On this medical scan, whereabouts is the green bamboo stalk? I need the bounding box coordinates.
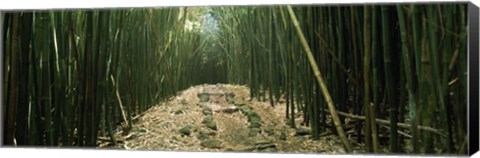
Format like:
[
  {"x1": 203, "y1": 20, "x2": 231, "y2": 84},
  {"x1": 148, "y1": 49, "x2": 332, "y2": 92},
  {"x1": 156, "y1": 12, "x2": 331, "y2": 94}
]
[
  {"x1": 287, "y1": 5, "x2": 352, "y2": 152},
  {"x1": 397, "y1": 5, "x2": 419, "y2": 153},
  {"x1": 369, "y1": 6, "x2": 380, "y2": 153},
  {"x1": 362, "y1": 5, "x2": 376, "y2": 153},
  {"x1": 4, "y1": 13, "x2": 20, "y2": 146},
  {"x1": 426, "y1": 5, "x2": 450, "y2": 153},
  {"x1": 16, "y1": 12, "x2": 33, "y2": 145},
  {"x1": 380, "y1": 6, "x2": 399, "y2": 153}
]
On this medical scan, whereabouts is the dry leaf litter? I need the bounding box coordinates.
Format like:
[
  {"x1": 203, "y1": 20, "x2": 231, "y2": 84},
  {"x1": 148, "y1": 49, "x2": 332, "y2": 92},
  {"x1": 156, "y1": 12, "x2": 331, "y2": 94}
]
[{"x1": 99, "y1": 84, "x2": 364, "y2": 153}]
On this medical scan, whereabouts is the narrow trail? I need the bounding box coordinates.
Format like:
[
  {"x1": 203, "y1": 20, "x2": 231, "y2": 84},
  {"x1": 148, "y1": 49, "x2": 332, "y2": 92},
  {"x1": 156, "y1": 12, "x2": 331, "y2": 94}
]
[{"x1": 99, "y1": 84, "x2": 351, "y2": 153}]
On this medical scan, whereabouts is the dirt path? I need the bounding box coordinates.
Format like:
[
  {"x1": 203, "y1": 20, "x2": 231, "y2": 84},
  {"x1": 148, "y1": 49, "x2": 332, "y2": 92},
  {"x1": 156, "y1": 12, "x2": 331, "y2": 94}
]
[{"x1": 99, "y1": 84, "x2": 350, "y2": 153}]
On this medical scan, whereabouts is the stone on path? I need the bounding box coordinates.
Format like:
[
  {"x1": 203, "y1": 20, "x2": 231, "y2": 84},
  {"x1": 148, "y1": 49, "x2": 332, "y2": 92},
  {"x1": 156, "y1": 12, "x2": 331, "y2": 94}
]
[
  {"x1": 225, "y1": 92, "x2": 236, "y2": 104},
  {"x1": 253, "y1": 137, "x2": 276, "y2": 150},
  {"x1": 294, "y1": 128, "x2": 311, "y2": 136},
  {"x1": 224, "y1": 144, "x2": 256, "y2": 152},
  {"x1": 202, "y1": 116, "x2": 217, "y2": 130},
  {"x1": 197, "y1": 92, "x2": 210, "y2": 102},
  {"x1": 249, "y1": 121, "x2": 262, "y2": 128},
  {"x1": 218, "y1": 106, "x2": 239, "y2": 114},
  {"x1": 200, "y1": 139, "x2": 223, "y2": 149},
  {"x1": 202, "y1": 107, "x2": 213, "y2": 115},
  {"x1": 248, "y1": 128, "x2": 261, "y2": 136},
  {"x1": 239, "y1": 105, "x2": 253, "y2": 113},
  {"x1": 179, "y1": 125, "x2": 191, "y2": 136}
]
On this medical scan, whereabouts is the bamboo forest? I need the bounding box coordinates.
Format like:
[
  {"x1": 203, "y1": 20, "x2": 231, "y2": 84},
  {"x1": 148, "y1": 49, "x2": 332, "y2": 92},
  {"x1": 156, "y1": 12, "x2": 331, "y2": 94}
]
[{"x1": 1, "y1": 3, "x2": 469, "y2": 155}]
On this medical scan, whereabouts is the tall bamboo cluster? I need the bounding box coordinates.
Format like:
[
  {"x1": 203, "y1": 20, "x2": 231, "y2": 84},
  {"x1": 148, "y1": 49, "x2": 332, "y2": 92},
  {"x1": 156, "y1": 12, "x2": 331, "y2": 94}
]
[
  {"x1": 2, "y1": 8, "x2": 215, "y2": 146},
  {"x1": 216, "y1": 4, "x2": 467, "y2": 154},
  {"x1": 1, "y1": 4, "x2": 468, "y2": 155}
]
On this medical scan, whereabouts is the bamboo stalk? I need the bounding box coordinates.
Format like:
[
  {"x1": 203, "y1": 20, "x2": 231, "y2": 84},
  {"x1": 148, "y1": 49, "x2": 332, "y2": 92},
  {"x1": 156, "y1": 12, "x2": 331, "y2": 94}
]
[
  {"x1": 397, "y1": 5, "x2": 419, "y2": 153},
  {"x1": 380, "y1": 6, "x2": 399, "y2": 152},
  {"x1": 4, "y1": 13, "x2": 21, "y2": 146},
  {"x1": 110, "y1": 75, "x2": 129, "y2": 131},
  {"x1": 287, "y1": 5, "x2": 352, "y2": 152}
]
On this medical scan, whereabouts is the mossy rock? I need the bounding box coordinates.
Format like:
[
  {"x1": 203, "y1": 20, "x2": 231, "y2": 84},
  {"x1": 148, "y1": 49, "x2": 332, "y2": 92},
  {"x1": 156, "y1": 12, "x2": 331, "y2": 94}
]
[
  {"x1": 248, "y1": 128, "x2": 261, "y2": 137},
  {"x1": 246, "y1": 111, "x2": 259, "y2": 117},
  {"x1": 200, "y1": 139, "x2": 223, "y2": 149},
  {"x1": 253, "y1": 137, "x2": 272, "y2": 145},
  {"x1": 202, "y1": 116, "x2": 213, "y2": 123},
  {"x1": 248, "y1": 121, "x2": 262, "y2": 129},
  {"x1": 197, "y1": 93, "x2": 210, "y2": 102},
  {"x1": 248, "y1": 115, "x2": 261, "y2": 123},
  {"x1": 225, "y1": 144, "x2": 256, "y2": 152},
  {"x1": 196, "y1": 133, "x2": 209, "y2": 140},
  {"x1": 239, "y1": 105, "x2": 253, "y2": 113},
  {"x1": 202, "y1": 116, "x2": 217, "y2": 130},
  {"x1": 225, "y1": 92, "x2": 236, "y2": 104},
  {"x1": 256, "y1": 143, "x2": 276, "y2": 150},
  {"x1": 179, "y1": 125, "x2": 191, "y2": 136},
  {"x1": 206, "y1": 122, "x2": 217, "y2": 131},
  {"x1": 202, "y1": 108, "x2": 213, "y2": 115}
]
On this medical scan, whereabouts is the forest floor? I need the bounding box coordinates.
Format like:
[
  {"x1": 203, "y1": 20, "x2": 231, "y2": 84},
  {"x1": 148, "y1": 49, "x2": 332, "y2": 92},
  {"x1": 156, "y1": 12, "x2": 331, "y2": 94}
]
[{"x1": 98, "y1": 84, "x2": 367, "y2": 153}]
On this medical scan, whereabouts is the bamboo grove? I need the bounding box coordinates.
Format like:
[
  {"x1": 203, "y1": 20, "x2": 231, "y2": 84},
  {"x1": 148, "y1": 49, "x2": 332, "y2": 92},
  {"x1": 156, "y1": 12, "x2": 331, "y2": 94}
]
[
  {"x1": 1, "y1": 8, "x2": 224, "y2": 147},
  {"x1": 2, "y1": 3, "x2": 468, "y2": 155},
  {"x1": 215, "y1": 4, "x2": 467, "y2": 154}
]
